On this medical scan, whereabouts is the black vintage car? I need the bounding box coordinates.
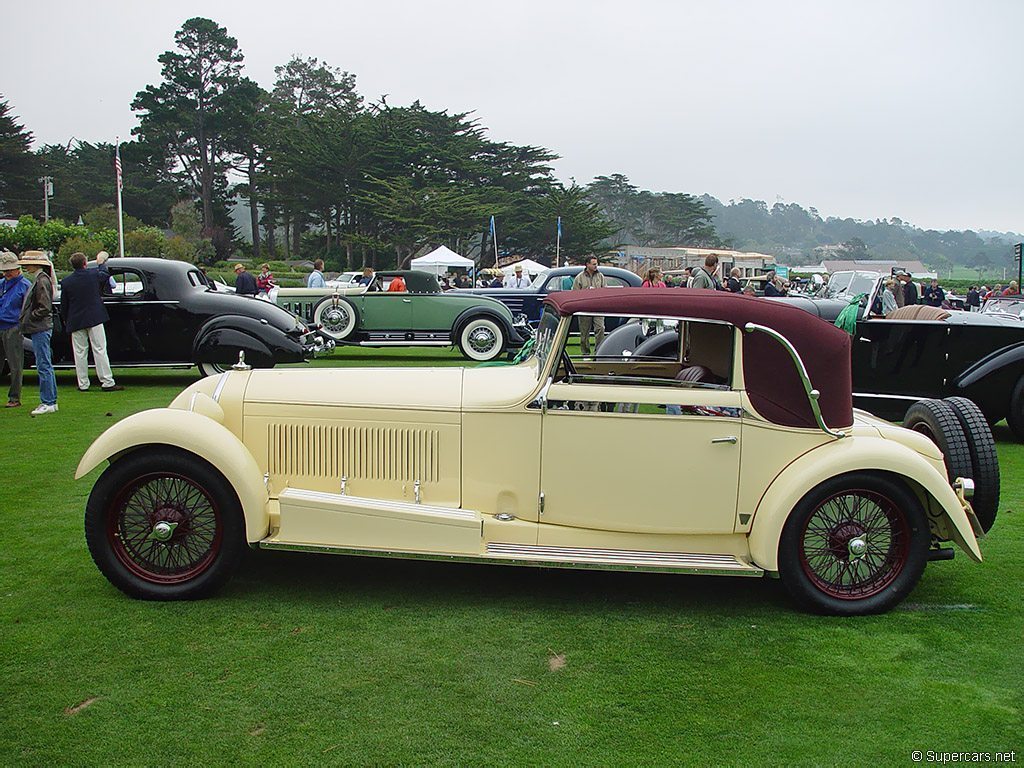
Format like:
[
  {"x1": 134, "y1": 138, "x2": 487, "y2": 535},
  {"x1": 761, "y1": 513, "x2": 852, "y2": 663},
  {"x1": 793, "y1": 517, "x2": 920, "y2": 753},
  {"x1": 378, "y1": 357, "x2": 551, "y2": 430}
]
[
  {"x1": 456, "y1": 266, "x2": 643, "y2": 326},
  {"x1": 27, "y1": 257, "x2": 327, "y2": 376},
  {"x1": 599, "y1": 272, "x2": 1024, "y2": 442}
]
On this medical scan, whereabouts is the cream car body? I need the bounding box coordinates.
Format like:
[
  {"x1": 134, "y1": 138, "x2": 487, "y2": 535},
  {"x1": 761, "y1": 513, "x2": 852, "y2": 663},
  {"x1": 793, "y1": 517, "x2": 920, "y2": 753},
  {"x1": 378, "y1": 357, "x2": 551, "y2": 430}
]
[{"x1": 78, "y1": 290, "x2": 988, "y2": 614}]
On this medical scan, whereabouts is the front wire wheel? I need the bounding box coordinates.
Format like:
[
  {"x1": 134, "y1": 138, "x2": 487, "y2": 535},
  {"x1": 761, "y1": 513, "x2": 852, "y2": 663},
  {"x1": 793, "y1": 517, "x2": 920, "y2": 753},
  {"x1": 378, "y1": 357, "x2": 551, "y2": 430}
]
[
  {"x1": 86, "y1": 449, "x2": 245, "y2": 600},
  {"x1": 779, "y1": 473, "x2": 929, "y2": 615},
  {"x1": 457, "y1": 317, "x2": 505, "y2": 362}
]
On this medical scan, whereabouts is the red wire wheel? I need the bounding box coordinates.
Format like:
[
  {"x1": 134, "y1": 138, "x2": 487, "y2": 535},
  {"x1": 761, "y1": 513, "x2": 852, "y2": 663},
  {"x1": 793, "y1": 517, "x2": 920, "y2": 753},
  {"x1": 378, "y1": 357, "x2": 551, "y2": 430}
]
[
  {"x1": 797, "y1": 488, "x2": 910, "y2": 600},
  {"x1": 86, "y1": 449, "x2": 245, "y2": 600},
  {"x1": 107, "y1": 473, "x2": 224, "y2": 585},
  {"x1": 779, "y1": 472, "x2": 929, "y2": 615}
]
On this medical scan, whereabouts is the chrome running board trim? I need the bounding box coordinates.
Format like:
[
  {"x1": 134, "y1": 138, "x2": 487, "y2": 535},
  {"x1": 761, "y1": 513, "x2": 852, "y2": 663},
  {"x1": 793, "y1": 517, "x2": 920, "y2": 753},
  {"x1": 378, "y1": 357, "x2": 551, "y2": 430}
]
[
  {"x1": 257, "y1": 539, "x2": 763, "y2": 576},
  {"x1": 278, "y1": 488, "x2": 478, "y2": 521}
]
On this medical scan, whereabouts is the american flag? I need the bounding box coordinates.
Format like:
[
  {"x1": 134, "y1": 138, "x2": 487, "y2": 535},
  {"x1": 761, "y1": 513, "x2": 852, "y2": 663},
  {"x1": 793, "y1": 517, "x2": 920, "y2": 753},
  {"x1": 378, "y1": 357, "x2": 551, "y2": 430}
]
[{"x1": 114, "y1": 144, "x2": 123, "y2": 191}]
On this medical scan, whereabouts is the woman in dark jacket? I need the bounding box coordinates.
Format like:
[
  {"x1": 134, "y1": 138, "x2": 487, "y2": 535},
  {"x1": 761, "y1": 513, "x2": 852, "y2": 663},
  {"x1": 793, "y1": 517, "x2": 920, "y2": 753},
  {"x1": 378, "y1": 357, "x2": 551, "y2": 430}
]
[{"x1": 18, "y1": 251, "x2": 58, "y2": 415}]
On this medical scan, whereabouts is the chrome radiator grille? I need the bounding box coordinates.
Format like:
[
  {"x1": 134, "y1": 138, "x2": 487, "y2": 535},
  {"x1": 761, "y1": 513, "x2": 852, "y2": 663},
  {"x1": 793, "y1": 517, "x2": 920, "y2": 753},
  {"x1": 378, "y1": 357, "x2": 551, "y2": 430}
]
[{"x1": 268, "y1": 423, "x2": 440, "y2": 482}]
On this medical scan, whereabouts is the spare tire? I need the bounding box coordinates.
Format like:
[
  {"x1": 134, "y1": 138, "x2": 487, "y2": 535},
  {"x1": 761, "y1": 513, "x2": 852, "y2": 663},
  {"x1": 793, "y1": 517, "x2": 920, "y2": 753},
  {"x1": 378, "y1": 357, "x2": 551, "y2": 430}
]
[
  {"x1": 944, "y1": 397, "x2": 1000, "y2": 532},
  {"x1": 903, "y1": 399, "x2": 974, "y2": 506},
  {"x1": 595, "y1": 320, "x2": 645, "y2": 358}
]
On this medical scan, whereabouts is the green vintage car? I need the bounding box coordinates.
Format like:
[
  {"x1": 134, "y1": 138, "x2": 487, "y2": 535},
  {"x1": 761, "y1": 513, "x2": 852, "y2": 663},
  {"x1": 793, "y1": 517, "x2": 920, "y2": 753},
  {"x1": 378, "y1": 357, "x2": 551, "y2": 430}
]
[{"x1": 272, "y1": 270, "x2": 529, "y2": 362}]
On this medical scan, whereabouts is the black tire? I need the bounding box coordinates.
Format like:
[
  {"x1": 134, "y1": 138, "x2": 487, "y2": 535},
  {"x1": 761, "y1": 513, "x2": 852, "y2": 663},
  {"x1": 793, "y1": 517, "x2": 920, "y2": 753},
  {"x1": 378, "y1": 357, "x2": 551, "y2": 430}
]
[
  {"x1": 778, "y1": 472, "x2": 930, "y2": 615},
  {"x1": 197, "y1": 361, "x2": 229, "y2": 377},
  {"x1": 1008, "y1": 375, "x2": 1024, "y2": 442},
  {"x1": 457, "y1": 316, "x2": 505, "y2": 362},
  {"x1": 313, "y1": 296, "x2": 358, "y2": 340},
  {"x1": 945, "y1": 397, "x2": 1000, "y2": 532},
  {"x1": 903, "y1": 399, "x2": 974, "y2": 492},
  {"x1": 85, "y1": 448, "x2": 246, "y2": 600}
]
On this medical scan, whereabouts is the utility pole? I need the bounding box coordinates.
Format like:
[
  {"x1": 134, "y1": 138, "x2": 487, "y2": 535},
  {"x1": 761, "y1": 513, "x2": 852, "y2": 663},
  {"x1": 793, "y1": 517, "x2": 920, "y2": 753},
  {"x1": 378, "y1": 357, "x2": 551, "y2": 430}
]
[
  {"x1": 39, "y1": 176, "x2": 53, "y2": 222},
  {"x1": 1015, "y1": 243, "x2": 1022, "y2": 290}
]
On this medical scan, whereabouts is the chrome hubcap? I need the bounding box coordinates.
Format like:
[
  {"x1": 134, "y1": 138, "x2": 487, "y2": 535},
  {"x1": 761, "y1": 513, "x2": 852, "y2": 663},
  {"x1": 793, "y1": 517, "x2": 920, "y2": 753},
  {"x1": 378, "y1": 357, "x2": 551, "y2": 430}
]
[
  {"x1": 149, "y1": 521, "x2": 178, "y2": 542},
  {"x1": 323, "y1": 307, "x2": 348, "y2": 331},
  {"x1": 469, "y1": 327, "x2": 496, "y2": 353},
  {"x1": 848, "y1": 536, "x2": 868, "y2": 561}
]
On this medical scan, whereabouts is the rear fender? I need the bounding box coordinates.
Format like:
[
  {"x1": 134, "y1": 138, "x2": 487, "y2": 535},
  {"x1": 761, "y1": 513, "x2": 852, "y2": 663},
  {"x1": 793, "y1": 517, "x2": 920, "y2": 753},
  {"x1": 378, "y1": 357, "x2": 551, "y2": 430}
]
[
  {"x1": 747, "y1": 437, "x2": 981, "y2": 572},
  {"x1": 454, "y1": 305, "x2": 519, "y2": 342},
  {"x1": 956, "y1": 341, "x2": 1024, "y2": 389},
  {"x1": 75, "y1": 408, "x2": 269, "y2": 543}
]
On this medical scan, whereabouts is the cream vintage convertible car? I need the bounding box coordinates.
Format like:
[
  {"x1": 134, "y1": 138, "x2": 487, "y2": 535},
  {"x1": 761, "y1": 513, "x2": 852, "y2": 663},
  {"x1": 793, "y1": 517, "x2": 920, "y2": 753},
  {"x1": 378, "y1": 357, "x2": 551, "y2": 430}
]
[{"x1": 77, "y1": 289, "x2": 992, "y2": 614}]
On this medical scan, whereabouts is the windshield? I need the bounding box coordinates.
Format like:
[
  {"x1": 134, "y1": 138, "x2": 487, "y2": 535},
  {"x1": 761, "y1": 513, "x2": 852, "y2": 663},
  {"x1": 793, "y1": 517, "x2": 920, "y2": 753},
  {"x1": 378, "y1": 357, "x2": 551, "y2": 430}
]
[
  {"x1": 982, "y1": 296, "x2": 1024, "y2": 319},
  {"x1": 530, "y1": 270, "x2": 551, "y2": 289},
  {"x1": 824, "y1": 271, "x2": 882, "y2": 299},
  {"x1": 533, "y1": 306, "x2": 561, "y2": 378}
]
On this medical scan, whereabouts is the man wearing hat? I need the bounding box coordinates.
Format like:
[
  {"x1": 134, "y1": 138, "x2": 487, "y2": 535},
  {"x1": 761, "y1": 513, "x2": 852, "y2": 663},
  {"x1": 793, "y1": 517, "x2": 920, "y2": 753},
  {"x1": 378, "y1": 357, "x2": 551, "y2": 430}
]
[
  {"x1": 60, "y1": 251, "x2": 123, "y2": 392},
  {"x1": 18, "y1": 251, "x2": 58, "y2": 415},
  {"x1": 503, "y1": 264, "x2": 530, "y2": 289},
  {"x1": 234, "y1": 264, "x2": 258, "y2": 296},
  {"x1": 0, "y1": 251, "x2": 31, "y2": 407}
]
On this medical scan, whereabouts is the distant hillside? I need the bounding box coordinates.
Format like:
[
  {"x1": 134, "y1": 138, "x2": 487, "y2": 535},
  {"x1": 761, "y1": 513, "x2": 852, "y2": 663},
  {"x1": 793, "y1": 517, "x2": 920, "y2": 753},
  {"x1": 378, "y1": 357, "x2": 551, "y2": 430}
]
[{"x1": 701, "y1": 196, "x2": 1021, "y2": 271}]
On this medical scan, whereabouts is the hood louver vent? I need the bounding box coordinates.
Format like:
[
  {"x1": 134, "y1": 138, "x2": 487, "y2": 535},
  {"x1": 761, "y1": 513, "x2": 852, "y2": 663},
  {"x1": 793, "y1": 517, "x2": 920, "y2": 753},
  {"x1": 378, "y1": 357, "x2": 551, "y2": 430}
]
[{"x1": 268, "y1": 423, "x2": 439, "y2": 482}]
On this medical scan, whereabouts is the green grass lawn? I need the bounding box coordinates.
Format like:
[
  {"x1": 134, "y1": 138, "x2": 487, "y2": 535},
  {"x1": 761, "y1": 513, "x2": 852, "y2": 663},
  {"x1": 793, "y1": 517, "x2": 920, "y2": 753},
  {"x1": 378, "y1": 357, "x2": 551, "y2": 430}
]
[{"x1": 1, "y1": 349, "x2": 1021, "y2": 765}]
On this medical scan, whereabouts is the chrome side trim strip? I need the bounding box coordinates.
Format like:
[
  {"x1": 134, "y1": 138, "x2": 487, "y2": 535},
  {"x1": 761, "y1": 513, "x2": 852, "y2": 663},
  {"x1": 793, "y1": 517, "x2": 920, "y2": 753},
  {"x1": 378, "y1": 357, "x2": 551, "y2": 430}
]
[
  {"x1": 357, "y1": 341, "x2": 452, "y2": 347},
  {"x1": 257, "y1": 539, "x2": 764, "y2": 576},
  {"x1": 279, "y1": 488, "x2": 478, "y2": 521},
  {"x1": 852, "y1": 392, "x2": 923, "y2": 401}
]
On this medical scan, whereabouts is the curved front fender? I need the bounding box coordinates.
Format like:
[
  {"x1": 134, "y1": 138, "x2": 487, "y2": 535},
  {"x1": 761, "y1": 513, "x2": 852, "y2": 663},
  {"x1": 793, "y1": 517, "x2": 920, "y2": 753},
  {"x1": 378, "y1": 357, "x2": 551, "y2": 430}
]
[
  {"x1": 747, "y1": 436, "x2": 982, "y2": 572},
  {"x1": 76, "y1": 408, "x2": 270, "y2": 543}
]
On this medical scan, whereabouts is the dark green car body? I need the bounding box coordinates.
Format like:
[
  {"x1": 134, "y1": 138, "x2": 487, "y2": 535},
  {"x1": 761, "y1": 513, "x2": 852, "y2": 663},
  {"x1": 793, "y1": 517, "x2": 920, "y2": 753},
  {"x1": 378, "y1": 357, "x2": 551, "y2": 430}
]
[{"x1": 273, "y1": 270, "x2": 529, "y2": 362}]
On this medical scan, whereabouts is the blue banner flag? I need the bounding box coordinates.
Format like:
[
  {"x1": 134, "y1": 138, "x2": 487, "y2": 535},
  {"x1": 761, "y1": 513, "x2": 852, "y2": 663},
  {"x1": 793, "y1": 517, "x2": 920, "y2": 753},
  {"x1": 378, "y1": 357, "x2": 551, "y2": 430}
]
[
  {"x1": 489, "y1": 215, "x2": 496, "y2": 237},
  {"x1": 557, "y1": 216, "x2": 562, "y2": 239}
]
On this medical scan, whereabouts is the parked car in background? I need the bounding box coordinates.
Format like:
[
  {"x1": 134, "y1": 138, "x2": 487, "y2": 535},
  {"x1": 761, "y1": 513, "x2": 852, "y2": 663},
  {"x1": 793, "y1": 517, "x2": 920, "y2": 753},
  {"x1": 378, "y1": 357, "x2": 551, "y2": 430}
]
[
  {"x1": 11, "y1": 258, "x2": 327, "y2": 378},
  {"x1": 78, "y1": 289, "x2": 992, "y2": 615},
  {"x1": 272, "y1": 270, "x2": 529, "y2": 362},
  {"x1": 456, "y1": 265, "x2": 642, "y2": 326}
]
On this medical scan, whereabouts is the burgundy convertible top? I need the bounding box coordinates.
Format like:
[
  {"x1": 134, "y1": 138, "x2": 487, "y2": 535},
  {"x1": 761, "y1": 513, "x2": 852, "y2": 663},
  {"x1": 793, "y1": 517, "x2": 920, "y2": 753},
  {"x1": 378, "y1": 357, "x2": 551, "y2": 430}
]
[{"x1": 546, "y1": 288, "x2": 853, "y2": 429}]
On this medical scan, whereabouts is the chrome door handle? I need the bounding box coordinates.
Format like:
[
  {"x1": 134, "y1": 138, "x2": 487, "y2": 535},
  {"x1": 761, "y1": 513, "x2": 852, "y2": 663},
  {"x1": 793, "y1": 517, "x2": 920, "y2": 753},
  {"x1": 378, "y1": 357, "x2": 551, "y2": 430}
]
[
  {"x1": 402, "y1": 298, "x2": 412, "y2": 303},
  {"x1": 711, "y1": 436, "x2": 738, "y2": 444}
]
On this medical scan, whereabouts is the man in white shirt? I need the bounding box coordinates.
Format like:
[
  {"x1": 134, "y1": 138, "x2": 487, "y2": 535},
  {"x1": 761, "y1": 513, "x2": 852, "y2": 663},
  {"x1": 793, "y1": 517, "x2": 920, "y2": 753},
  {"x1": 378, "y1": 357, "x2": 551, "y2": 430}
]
[{"x1": 503, "y1": 265, "x2": 530, "y2": 289}]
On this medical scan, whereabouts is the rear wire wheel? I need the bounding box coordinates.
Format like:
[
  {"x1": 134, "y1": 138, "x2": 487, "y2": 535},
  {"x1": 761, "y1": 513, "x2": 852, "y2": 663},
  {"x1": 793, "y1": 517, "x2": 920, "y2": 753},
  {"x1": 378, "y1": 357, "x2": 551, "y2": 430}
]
[{"x1": 779, "y1": 472, "x2": 929, "y2": 615}]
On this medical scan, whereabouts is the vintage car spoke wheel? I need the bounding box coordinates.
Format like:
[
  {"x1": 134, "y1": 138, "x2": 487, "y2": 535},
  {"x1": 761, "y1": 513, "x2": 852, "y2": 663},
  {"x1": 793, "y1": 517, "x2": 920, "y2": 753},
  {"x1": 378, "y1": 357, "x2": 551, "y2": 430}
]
[
  {"x1": 313, "y1": 297, "x2": 357, "y2": 340},
  {"x1": 458, "y1": 317, "x2": 505, "y2": 362},
  {"x1": 85, "y1": 449, "x2": 245, "y2": 600},
  {"x1": 779, "y1": 472, "x2": 929, "y2": 615},
  {"x1": 945, "y1": 397, "x2": 1000, "y2": 532}
]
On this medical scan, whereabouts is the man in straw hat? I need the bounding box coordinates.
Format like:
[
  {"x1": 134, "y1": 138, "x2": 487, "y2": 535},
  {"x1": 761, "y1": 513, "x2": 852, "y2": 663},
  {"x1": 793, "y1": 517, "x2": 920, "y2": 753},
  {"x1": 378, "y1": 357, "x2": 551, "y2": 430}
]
[
  {"x1": 60, "y1": 251, "x2": 123, "y2": 392},
  {"x1": 1, "y1": 251, "x2": 32, "y2": 407},
  {"x1": 18, "y1": 251, "x2": 58, "y2": 415}
]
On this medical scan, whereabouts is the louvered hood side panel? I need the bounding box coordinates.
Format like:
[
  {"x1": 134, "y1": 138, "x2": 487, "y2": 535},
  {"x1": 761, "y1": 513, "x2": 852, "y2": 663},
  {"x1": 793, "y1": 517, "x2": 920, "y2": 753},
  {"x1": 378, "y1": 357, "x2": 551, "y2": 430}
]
[{"x1": 244, "y1": 411, "x2": 460, "y2": 507}]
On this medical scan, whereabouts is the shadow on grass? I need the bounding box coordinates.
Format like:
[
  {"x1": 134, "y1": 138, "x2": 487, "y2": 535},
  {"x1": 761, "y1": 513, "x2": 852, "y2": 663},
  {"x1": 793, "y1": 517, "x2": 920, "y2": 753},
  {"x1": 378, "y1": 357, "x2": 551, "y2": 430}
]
[{"x1": 229, "y1": 547, "x2": 789, "y2": 615}]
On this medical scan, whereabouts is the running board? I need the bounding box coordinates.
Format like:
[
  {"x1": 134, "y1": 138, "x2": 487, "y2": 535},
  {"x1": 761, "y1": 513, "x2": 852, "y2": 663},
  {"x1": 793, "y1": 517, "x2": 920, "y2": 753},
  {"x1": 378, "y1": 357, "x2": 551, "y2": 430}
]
[{"x1": 257, "y1": 539, "x2": 763, "y2": 577}]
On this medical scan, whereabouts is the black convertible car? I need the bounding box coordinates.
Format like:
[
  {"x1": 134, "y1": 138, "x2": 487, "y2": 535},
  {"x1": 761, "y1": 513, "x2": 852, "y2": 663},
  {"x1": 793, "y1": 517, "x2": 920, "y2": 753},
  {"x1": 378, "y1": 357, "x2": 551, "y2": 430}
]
[
  {"x1": 596, "y1": 272, "x2": 1024, "y2": 442},
  {"x1": 20, "y1": 257, "x2": 327, "y2": 377}
]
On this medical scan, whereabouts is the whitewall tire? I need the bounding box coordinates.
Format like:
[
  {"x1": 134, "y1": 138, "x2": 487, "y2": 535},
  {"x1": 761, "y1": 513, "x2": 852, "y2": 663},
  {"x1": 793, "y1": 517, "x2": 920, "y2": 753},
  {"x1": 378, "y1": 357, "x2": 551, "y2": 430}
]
[{"x1": 457, "y1": 317, "x2": 505, "y2": 362}]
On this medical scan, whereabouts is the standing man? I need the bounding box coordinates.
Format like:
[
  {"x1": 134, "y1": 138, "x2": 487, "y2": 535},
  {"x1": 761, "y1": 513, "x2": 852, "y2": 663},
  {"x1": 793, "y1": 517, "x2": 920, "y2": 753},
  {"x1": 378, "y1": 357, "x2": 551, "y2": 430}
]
[
  {"x1": 897, "y1": 271, "x2": 918, "y2": 306},
  {"x1": 234, "y1": 264, "x2": 258, "y2": 296},
  {"x1": 504, "y1": 264, "x2": 530, "y2": 289},
  {"x1": 18, "y1": 251, "x2": 58, "y2": 416},
  {"x1": 572, "y1": 256, "x2": 606, "y2": 356},
  {"x1": 1, "y1": 251, "x2": 31, "y2": 408},
  {"x1": 726, "y1": 267, "x2": 742, "y2": 293},
  {"x1": 966, "y1": 286, "x2": 981, "y2": 312},
  {"x1": 60, "y1": 251, "x2": 124, "y2": 392},
  {"x1": 922, "y1": 278, "x2": 945, "y2": 308},
  {"x1": 689, "y1": 254, "x2": 720, "y2": 290},
  {"x1": 307, "y1": 259, "x2": 326, "y2": 288}
]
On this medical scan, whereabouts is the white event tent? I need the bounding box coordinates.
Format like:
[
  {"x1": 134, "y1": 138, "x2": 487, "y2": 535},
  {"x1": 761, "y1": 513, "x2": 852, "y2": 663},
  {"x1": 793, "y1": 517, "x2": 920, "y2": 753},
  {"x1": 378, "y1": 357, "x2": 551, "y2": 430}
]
[
  {"x1": 411, "y1": 246, "x2": 474, "y2": 277},
  {"x1": 500, "y1": 259, "x2": 547, "y2": 278}
]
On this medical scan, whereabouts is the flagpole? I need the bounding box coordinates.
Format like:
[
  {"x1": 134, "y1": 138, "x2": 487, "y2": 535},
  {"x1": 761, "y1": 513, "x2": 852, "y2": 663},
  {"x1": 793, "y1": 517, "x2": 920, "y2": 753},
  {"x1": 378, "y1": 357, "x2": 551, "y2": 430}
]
[
  {"x1": 490, "y1": 215, "x2": 498, "y2": 267},
  {"x1": 115, "y1": 138, "x2": 125, "y2": 259}
]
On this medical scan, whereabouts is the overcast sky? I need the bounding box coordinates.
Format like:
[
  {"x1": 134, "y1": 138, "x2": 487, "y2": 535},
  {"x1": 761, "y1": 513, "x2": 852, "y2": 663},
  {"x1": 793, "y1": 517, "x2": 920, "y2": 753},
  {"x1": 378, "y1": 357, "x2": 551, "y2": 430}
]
[{"x1": 4, "y1": 0, "x2": 1022, "y2": 233}]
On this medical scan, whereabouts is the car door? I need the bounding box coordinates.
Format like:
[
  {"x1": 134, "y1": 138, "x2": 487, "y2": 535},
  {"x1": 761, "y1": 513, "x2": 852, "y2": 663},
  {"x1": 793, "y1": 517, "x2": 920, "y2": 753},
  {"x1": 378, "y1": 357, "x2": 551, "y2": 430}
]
[
  {"x1": 101, "y1": 267, "x2": 160, "y2": 362},
  {"x1": 353, "y1": 292, "x2": 413, "y2": 337},
  {"x1": 537, "y1": 317, "x2": 742, "y2": 537}
]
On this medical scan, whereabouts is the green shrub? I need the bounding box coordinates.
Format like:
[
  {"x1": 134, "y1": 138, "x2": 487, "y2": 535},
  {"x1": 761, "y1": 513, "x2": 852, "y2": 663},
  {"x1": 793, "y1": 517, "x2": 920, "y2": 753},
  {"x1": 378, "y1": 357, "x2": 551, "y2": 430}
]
[
  {"x1": 124, "y1": 227, "x2": 166, "y2": 258},
  {"x1": 56, "y1": 235, "x2": 108, "y2": 268},
  {"x1": 164, "y1": 235, "x2": 196, "y2": 264}
]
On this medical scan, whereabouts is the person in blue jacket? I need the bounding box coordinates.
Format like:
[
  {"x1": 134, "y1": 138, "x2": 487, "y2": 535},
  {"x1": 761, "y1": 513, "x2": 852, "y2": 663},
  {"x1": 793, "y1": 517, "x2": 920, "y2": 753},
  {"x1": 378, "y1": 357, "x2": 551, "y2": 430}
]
[
  {"x1": 0, "y1": 251, "x2": 32, "y2": 407},
  {"x1": 59, "y1": 251, "x2": 123, "y2": 392}
]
